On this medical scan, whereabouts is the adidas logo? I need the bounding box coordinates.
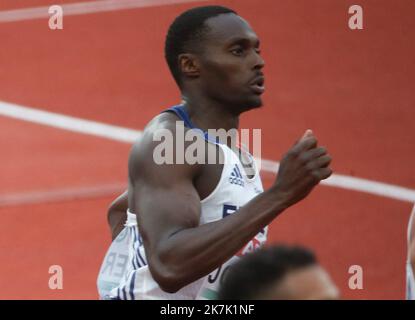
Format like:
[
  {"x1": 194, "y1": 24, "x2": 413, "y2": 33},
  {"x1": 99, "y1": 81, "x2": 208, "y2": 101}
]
[{"x1": 229, "y1": 164, "x2": 245, "y2": 187}]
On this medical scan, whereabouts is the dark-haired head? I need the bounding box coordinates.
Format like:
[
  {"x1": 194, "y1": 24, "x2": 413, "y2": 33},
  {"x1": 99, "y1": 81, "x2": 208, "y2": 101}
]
[
  {"x1": 218, "y1": 245, "x2": 339, "y2": 300},
  {"x1": 164, "y1": 6, "x2": 265, "y2": 113},
  {"x1": 165, "y1": 6, "x2": 236, "y2": 87}
]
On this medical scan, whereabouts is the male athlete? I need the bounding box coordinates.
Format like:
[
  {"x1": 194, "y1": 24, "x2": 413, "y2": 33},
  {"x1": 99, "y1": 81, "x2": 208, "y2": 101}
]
[
  {"x1": 97, "y1": 6, "x2": 332, "y2": 300},
  {"x1": 218, "y1": 245, "x2": 340, "y2": 300}
]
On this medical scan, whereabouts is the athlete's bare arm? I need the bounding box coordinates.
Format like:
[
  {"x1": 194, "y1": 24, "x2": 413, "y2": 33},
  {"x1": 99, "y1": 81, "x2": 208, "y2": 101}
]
[
  {"x1": 128, "y1": 122, "x2": 332, "y2": 293},
  {"x1": 108, "y1": 190, "x2": 128, "y2": 240}
]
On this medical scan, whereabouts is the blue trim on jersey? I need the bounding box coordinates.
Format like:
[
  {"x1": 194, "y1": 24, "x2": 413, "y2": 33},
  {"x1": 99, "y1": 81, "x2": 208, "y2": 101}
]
[
  {"x1": 163, "y1": 104, "x2": 220, "y2": 144},
  {"x1": 133, "y1": 227, "x2": 146, "y2": 267},
  {"x1": 235, "y1": 164, "x2": 243, "y2": 178},
  {"x1": 130, "y1": 228, "x2": 139, "y2": 269},
  {"x1": 137, "y1": 248, "x2": 147, "y2": 267},
  {"x1": 169, "y1": 105, "x2": 194, "y2": 129},
  {"x1": 138, "y1": 230, "x2": 143, "y2": 246},
  {"x1": 129, "y1": 271, "x2": 136, "y2": 300},
  {"x1": 134, "y1": 227, "x2": 147, "y2": 267},
  {"x1": 122, "y1": 286, "x2": 127, "y2": 300},
  {"x1": 131, "y1": 227, "x2": 138, "y2": 268}
]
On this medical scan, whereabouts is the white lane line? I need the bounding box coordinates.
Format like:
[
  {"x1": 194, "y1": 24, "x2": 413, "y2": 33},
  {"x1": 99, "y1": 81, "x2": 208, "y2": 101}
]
[
  {"x1": 260, "y1": 158, "x2": 415, "y2": 203},
  {"x1": 0, "y1": 183, "x2": 125, "y2": 207},
  {"x1": 0, "y1": 0, "x2": 208, "y2": 23},
  {"x1": 321, "y1": 174, "x2": 415, "y2": 203},
  {"x1": 1, "y1": 99, "x2": 415, "y2": 203},
  {"x1": 0, "y1": 101, "x2": 141, "y2": 143}
]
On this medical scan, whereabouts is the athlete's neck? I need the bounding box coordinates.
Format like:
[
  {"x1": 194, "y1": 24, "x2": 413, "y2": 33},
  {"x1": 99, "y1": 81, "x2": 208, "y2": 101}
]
[{"x1": 181, "y1": 95, "x2": 239, "y2": 133}]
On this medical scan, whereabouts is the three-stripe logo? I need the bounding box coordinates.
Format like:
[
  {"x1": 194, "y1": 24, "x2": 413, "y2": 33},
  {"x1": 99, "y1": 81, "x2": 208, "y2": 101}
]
[{"x1": 229, "y1": 164, "x2": 244, "y2": 187}]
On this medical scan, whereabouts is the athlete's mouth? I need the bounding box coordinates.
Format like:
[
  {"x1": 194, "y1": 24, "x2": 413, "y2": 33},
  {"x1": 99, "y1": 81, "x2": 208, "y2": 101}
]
[{"x1": 250, "y1": 75, "x2": 265, "y2": 94}]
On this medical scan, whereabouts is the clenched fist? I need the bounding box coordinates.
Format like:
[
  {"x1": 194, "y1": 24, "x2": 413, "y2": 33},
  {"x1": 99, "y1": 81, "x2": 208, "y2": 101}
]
[{"x1": 273, "y1": 130, "x2": 332, "y2": 208}]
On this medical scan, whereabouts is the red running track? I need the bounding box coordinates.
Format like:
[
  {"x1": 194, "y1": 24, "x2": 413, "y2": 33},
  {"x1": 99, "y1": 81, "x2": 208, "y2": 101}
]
[{"x1": 0, "y1": 0, "x2": 414, "y2": 299}]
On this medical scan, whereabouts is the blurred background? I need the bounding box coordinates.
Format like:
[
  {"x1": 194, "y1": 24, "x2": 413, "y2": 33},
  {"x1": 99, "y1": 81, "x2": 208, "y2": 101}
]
[{"x1": 0, "y1": 0, "x2": 414, "y2": 299}]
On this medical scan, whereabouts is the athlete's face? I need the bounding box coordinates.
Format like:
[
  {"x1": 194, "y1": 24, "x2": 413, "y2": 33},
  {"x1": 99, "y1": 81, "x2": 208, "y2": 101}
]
[
  {"x1": 261, "y1": 265, "x2": 340, "y2": 300},
  {"x1": 197, "y1": 13, "x2": 265, "y2": 113}
]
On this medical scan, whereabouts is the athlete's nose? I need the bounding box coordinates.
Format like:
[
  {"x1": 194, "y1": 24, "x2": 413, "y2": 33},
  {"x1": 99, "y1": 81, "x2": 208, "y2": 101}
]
[{"x1": 253, "y1": 52, "x2": 265, "y2": 70}]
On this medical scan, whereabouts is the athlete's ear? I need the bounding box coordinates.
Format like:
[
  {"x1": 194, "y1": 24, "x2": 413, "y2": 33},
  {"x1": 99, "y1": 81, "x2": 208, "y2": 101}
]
[{"x1": 178, "y1": 53, "x2": 200, "y2": 79}]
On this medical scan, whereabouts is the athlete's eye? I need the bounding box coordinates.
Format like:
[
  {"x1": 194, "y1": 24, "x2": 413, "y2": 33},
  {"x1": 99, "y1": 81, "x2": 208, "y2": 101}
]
[
  {"x1": 255, "y1": 48, "x2": 261, "y2": 55},
  {"x1": 231, "y1": 47, "x2": 244, "y2": 56}
]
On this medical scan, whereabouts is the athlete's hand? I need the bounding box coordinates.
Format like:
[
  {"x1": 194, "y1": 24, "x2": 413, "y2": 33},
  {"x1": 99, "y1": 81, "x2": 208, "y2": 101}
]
[{"x1": 272, "y1": 130, "x2": 332, "y2": 208}]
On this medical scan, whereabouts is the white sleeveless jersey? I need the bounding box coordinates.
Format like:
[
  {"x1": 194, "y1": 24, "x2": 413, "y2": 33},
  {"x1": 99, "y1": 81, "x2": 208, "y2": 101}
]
[
  {"x1": 97, "y1": 141, "x2": 267, "y2": 300},
  {"x1": 407, "y1": 205, "x2": 415, "y2": 300}
]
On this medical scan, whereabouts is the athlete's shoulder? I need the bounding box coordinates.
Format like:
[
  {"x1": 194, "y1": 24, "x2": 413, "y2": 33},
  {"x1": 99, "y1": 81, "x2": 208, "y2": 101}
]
[
  {"x1": 128, "y1": 108, "x2": 201, "y2": 180},
  {"x1": 135, "y1": 110, "x2": 178, "y2": 140},
  {"x1": 130, "y1": 109, "x2": 190, "y2": 156}
]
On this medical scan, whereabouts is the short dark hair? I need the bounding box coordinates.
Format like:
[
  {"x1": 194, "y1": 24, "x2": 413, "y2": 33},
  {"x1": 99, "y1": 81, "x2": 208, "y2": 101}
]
[
  {"x1": 164, "y1": 5, "x2": 237, "y2": 88},
  {"x1": 218, "y1": 245, "x2": 317, "y2": 300}
]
